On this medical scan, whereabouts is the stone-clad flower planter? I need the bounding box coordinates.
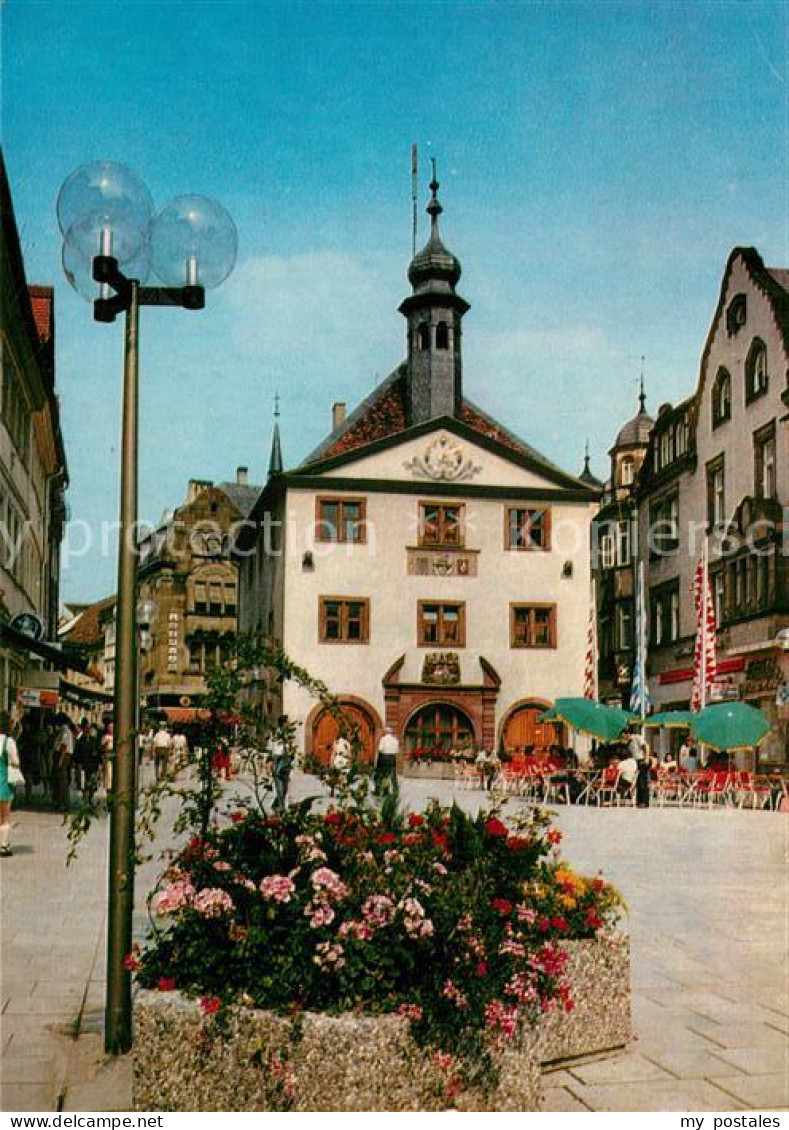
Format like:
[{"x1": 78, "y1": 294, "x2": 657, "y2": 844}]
[
  {"x1": 132, "y1": 935, "x2": 630, "y2": 1111},
  {"x1": 133, "y1": 998, "x2": 542, "y2": 1112},
  {"x1": 402, "y1": 762, "x2": 465, "y2": 780},
  {"x1": 538, "y1": 935, "x2": 631, "y2": 1064}
]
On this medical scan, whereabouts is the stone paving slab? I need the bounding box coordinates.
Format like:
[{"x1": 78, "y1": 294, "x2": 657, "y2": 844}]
[
  {"x1": 541, "y1": 1085, "x2": 592, "y2": 1111},
  {"x1": 641, "y1": 1047, "x2": 747, "y2": 1079},
  {"x1": 569, "y1": 1053, "x2": 676, "y2": 1085},
  {"x1": 709, "y1": 1074, "x2": 789, "y2": 1110},
  {"x1": 686, "y1": 1019, "x2": 789, "y2": 1050},
  {"x1": 711, "y1": 1046, "x2": 789, "y2": 1076},
  {"x1": 563, "y1": 1078, "x2": 748, "y2": 1112},
  {"x1": 0, "y1": 1084, "x2": 56, "y2": 1112}
]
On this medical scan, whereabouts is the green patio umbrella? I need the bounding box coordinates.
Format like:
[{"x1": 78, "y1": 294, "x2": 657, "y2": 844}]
[
  {"x1": 540, "y1": 698, "x2": 634, "y2": 744},
  {"x1": 642, "y1": 710, "x2": 696, "y2": 729},
  {"x1": 690, "y1": 702, "x2": 771, "y2": 752}
]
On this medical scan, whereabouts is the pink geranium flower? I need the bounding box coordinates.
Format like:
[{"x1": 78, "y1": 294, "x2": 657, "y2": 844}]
[{"x1": 260, "y1": 874, "x2": 296, "y2": 903}]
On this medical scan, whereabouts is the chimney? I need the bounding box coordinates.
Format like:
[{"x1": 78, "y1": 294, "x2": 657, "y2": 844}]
[
  {"x1": 332, "y1": 402, "x2": 346, "y2": 431},
  {"x1": 187, "y1": 479, "x2": 213, "y2": 503},
  {"x1": 236, "y1": 466, "x2": 249, "y2": 485}
]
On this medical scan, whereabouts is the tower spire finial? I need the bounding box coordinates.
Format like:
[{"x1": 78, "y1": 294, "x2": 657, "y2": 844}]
[
  {"x1": 427, "y1": 158, "x2": 442, "y2": 232},
  {"x1": 584, "y1": 438, "x2": 591, "y2": 470},
  {"x1": 268, "y1": 393, "x2": 283, "y2": 478},
  {"x1": 639, "y1": 356, "x2": 646, "y2": 412}
]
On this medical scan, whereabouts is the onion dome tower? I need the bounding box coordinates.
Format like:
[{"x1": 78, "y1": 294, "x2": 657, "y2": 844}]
[{"x1": 399, "y1": 162, "x2": 469, "y2": 426}]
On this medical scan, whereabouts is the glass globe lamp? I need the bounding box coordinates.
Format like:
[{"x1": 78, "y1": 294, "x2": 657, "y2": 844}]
[
  {"x1": 57, "y1": 161, "x2": 153, "y2": 261},
  {"x1": 151, "y1": 195, "x2": 237, "y2": 289},
  {"x1": 62, "y1": 231, "x2": 151, "y2": 303}
]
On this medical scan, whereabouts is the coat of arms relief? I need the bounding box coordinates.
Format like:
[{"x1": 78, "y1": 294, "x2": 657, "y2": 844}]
[{"x1": 404, "y1": 434, "x2": 482, "y2": 481}]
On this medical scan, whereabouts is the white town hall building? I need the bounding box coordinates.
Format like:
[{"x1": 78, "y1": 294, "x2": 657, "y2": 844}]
[{"x1": 237, "y1": 176, "x2": 599, "y2": 765}]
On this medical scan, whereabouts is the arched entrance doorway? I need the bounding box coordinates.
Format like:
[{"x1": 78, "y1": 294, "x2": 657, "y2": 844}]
[
  {"x1": 500, "y1": 701, "x2": 565, "y2": 754},
  {"x1": 404, "y1": 702, "x2": 476, "y2": 756},
  {"x1": 310, "y1": 700, "x2": 379, "y2": 766}
]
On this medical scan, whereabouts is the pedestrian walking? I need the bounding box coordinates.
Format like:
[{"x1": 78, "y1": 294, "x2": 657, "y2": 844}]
[
  {"x1": 101, "y1": 722, "x2": 114, "y2": 792},
  {"x1": 17, "y1": 715, "x2": 38, "y2": 805},
  {"x1": 152, "y1": 723, "x2": 173, "y2": 782},
  {"x1": 329, "y1": 733, "x2": 351, "y2": 796},
  {"x1": 172, "y1": 730, "x2": 189, "y2": 772},
  {"x1": 626, "y1": 726, "x2": 651, "y2": 808},
  {"x1": 0, "y1": 711, "x2": 23, "y2": 856},
  {"x1": 74, "y1": 718, "x2": 102, "y2": 803},
  {"x1": 53, "y1": 715, "x2": 75, "y2": 812},
  {"x1": 374, "y1": 726, "x2": 399, "y2": 796},
  {"x1": 270, "y1": 716, "x2": 294, "y2": 812},
  {"x1": 212, "y1": 737, "x2": 232, "y2": 781}
]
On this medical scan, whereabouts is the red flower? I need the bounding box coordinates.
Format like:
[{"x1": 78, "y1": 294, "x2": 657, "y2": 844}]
[
  {"x1": 537, "y1": 916, "x2": 550, "y2": 933},
  {"x1": 407, "y1": 813, "x2": 424, "y2": 828},
  {"x1": 585, "y1": 908, "x2": 602, "y2": 929},
  {"x1": 491, "y1": 897, "x2": 513, "y2": 916},
  {"x1": 475, "y1": 961, "x2": 488, "y2": 978},
  {"x1": 336, "y1": 833, "x2": 357, "y2": 847},
  {"x1": 550, "y1": 916, "x2": 568, "y2": 932},
  {"x1": 123, "y1": 953, "x2": 141, "y2": 972},
  {"x1": 431, "y1": 831, "x2": 450, "y2": 853},
  {"x1": 229, "y1": 811, "x2": 246, "y2": 824},
  {"x1": 266, "y1": 816, "x2": 282, "y2": 828},
  {"x1": 403, "y1": 833, "x2": 421, "y2": 846},
  {"x1": 546, "y1": 828, "x2": 562, "y2": 845},
  {"x1": 157, "y1": 977, "x2": 176, "y2": 992},
  {"x1": 324, "y1": 811, "x2": 342, "y2": 826},
  {"x1": 376, "y1": 832, "x2": 396, "y2": 845},
  {"x1": 506, "y1": 835, "x2": 531, "y2": 852},
  {"x1": 559, "y1": 985, "x2": 575, "y2": 1012},
  {"x1": 484, "y1": 817, "x2": 509, "y2": 838},
  {"x1": 199, "y1": 996, "x2": 221, "y2": 1015},
  {"x1": 591, "y1": 878, "x2": 606, "y2": 892}
]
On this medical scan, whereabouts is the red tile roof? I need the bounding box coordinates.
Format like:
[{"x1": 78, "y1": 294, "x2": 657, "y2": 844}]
[
  {"x1": 309, "y1": 367, "x2": 542, "y2": 465},
  {"x1": 28, "y1": 286, "x2": 53, "y2": 344},
  {"x1": 62, "y1": 595, "x2": 116, "y2": 647},
  {"x1": 305, "y1": 366, "x2": 574, "y2": 480}
]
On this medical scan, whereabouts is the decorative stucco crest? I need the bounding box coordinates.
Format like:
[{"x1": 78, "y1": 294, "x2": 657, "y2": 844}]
[{"x1": 403, "y1": 434, "x2": 482, "y2": 481}]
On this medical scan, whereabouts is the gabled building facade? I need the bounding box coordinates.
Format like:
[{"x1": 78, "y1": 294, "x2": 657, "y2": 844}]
[
  {"x1": 136, "y1": 470, "x2": 260, "y2": 719},
  {"x1": 635, "y1": 248, "x2": 788, "y2": 762},
  {"x1": 237, "y1": 179, "x2": 599, "y2": 764}
]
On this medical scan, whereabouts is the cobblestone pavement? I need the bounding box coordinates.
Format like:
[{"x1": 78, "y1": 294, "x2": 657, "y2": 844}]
[{"x1": 1, "y1": 770, "x2": 787, "y2": 1112}]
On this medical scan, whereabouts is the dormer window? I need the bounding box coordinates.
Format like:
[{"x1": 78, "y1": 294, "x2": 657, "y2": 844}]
[
  {"x1": 745, "y1": 339, "x2": 768, "y2": 403},
  {"x1": 435, "y1": 321, "x2": 449, "y2": 350},
  {"x1": 417, "y1": 324, "x2": 431, "y2": 350},
  {"x1": 726, "y1": 294, "x2": 747, "y2": 336},
  {"x1": 712, "y1": 368, "x2": 732, "y2": 428}
]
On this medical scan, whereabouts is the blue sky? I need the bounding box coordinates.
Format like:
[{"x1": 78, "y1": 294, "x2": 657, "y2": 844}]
[{"x1": 3, "y1": 0, "x2": 786, "y2": 602}]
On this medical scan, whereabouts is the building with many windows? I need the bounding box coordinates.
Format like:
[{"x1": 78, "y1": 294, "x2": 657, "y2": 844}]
[
  {"x1": 634, "y1": 247, "x2": 788, "y2": 762},
  {"x1": 136, "y1": 470, "x2": 260, "y2": 719},
  {"x1": 591, "y1": 383, "x2": 653, "y2": 706},
  {"x1": 0, "y1": 154, "x2": 69, "y2": 714},
  {"x1": 237, "y1": 178, "x2": 599, "y2": 764}
]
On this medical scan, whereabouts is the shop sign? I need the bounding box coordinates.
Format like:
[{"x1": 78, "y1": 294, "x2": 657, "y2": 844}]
[
  {"x1": 708, "y1": 680, "x2": 739, "y2": 703},
  {"x1": 10, "y1": 611, "x2": 45, "y2": 641},
  {"x1": 16, "y1": 687, "x2": 59, "y2": 709}
]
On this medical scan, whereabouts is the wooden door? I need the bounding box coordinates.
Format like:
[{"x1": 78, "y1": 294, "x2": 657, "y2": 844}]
[
  {"x1": 311, "y1": 703, "x2": 377, "y2": 765},
  {"x1": 502, "y1": 705, "x2": 564, "y2": 753}
]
